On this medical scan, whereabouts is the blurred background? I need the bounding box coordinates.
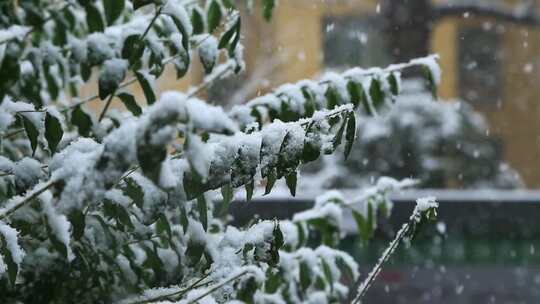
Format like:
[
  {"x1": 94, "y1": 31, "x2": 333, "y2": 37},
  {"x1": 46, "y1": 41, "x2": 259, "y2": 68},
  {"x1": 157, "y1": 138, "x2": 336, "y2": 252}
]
[
  {"x1": 219, "y1": 0, "x2": 540, "y2": 302},
  {"x1": 84, "y1": 0, "x2": 540, "y2": 302}
]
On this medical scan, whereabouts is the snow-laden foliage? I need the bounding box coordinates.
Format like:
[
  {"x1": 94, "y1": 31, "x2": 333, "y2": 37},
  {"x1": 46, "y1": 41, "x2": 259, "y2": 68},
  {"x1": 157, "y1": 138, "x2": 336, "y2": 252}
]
[
  {"x1": 302, "y1": 80, "x2": 523, "y2": 190},
  {"x1": 0, "y1": 1, "x2": 440, "y2": 303}
]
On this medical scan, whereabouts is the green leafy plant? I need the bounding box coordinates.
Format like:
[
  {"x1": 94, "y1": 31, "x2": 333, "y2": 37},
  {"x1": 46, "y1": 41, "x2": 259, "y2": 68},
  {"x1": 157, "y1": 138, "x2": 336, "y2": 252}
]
[{"x1": 0, "y1": 1, "x2": 440, "y2": 302}]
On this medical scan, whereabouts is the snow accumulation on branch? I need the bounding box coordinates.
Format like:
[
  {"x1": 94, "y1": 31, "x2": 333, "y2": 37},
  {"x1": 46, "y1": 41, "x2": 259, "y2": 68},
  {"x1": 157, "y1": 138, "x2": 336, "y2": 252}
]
[
  {"x1": 351, "y1": 196, "x2": 439, "y2": 303},
  {"x1": 0, "y1": 0, "x2": 444, "y2": 299}
]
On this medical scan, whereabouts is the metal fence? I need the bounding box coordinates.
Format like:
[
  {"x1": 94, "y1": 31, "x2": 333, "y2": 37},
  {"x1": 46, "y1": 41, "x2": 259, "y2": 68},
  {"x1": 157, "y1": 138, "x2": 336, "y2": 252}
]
[{"x1": 229, "y1": 189, "x2": 540, "y2": 303}]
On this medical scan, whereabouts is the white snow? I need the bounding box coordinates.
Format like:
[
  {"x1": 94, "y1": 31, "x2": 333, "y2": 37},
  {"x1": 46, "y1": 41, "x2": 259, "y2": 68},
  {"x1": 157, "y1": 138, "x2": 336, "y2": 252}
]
[
  {"x1": 163, "y1": 0, "x2": 193, "y2": 36},
  {"x1": 0, "y1": 221, "x2": 25, "y2": 271},
  {"x1": 39, "y1": 191, "x2": 74, "y2": 261}
]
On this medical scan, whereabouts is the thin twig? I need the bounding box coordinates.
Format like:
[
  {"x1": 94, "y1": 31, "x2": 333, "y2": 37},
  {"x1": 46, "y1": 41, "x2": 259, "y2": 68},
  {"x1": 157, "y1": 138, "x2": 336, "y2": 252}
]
[
  {"x1": 0, "y1": 180, "x2": 55, "y2": 220},
  {"x1": 3, "y1": 128, "x2": 25, "y2": 139},
  {"x1": 185, "y1": 270, "x2": 250, "y2": 304},
  {"x1": 127, "y1": 272, "x2": 211, "y2": 304},
  {"x1": 98, "y1": 92, "x2": 116, "y2": 122},
  {"x1": 350, "y1": 221, "x2": 410, "y2": 303},
  {"x1": 187, "y1": 63, "x2": 234, "y2": 98}
]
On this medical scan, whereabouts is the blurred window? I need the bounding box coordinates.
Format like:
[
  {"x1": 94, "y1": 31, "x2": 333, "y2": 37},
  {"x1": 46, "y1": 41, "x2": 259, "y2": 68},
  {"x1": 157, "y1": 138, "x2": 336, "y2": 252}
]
[
  {"x1": 322, "y1": 15, "x2": 390, "y2": 69},
  {"x1": 458, "y1": 26, "x2": 502, "y2": 104}
]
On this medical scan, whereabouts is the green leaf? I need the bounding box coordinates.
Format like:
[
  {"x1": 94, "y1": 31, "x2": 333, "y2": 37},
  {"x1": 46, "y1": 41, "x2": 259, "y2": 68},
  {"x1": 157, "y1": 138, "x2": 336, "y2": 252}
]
[
  {"x1": 191, "y1": 7, "x2": 205, "y2": 34},
  {"x1": 273, "y1": 223, "x2": 284, "y2": 249},
  {"x1": 21, "y1": 115, "x2": 39, "y2": 156},
  {"x1": 44, "y1": 216, "x2": 69, "y2": 260},
  {"x1": 0, "y1": 233, "x2": 19, "y2": 286},
  {"x1": 179, "y1": 204, "x2": 189, "y2": 233},
  {"x1": 92, "y1": 214, "x2": 117, "y2": 248},
  {"x1": 264, "y1": 170, "x2": 277, "y2": 195},
  {"x1": 237, "y1": 277, "x2": 258, "y2": 302},
  {"x1": 132, "y1": 0, "x2": 154, "y2": 10},
  {"x1": 285, "y1": 171, "x2": 297, "y2": 197},
  {"x1": 135, "y1": 71, "x2": 156, "y2": 105},
  {"x1": 173, "y1": 49, "x2": 190, "y2": 78},
  {"x1": 165, "y1": 6, "x2": 190, "y2": 50},
  {"x1": 346, "y1": 81, "x2": 361, "y2": 109},
  {"x1": 336, "y1": 256, "x2": 355, "y2": 282},
  {"x1": 422, "y1": 66, "x2": 438, "y2": 98},
  {"x1": 332, "y1": 114, "x2": 347, "y2": 150},
  {"x1": 387, "y1": 72, "x2": 400, "y2": 96},
  {"x1": 245, "y1": 179, "x2": 254, "y2": 202},
  {"x1": 122, "y1": 177, "x2": 145, "y2": 208},
  {"x1": 222, "y1": 0, "x2": 235, "y2": 9},
  {"x1": 325, "y1": 86, "x2": 340, "y2": 109},
  {"x1": 80, "y1": 63, "x2": 92, "y2": 82},
  {"x1": 115, "y1": 204, "x2": 134, "y2": 231},
  {"x1": 369, "y1": 78, "x2": 385, "y2": 109},
  {"x1": 197, "y1": 195, "x2": 208, "y2": 231},
  {"x1": 302, "y1": 87, "x2": 317, "y2": 117},
  {"x1": 321, "y1": 259, "x2": 334, "y2": 290},
  {"x1": 71, "y1": 106, "x2": 93, "y2": 137},
  {"x1": 44, "y1": 66, "x2": 59, "y2": 100},
  {"x1": 122, "y1": 34, "x2": 144, "y2": 65},
  {"x1": 265, "y1": 268, "x2": 282, "y2": 293},
  {"x1": 103, "y1": 0, "x2": 124, "y2": 25},
  {"x1": 220, "y1": 183, "x2": 233, "y2": 215},
  {"x1": 262, "y1": 0, "x2": 275, "y2": 21},
  {"x1": 198, "y1": 44, "x2": 217, "y2": 74},
  {"x1": 156, "y1": 214, "x2": 172, "y2": 239},
  {"x1": 186, "y1": 238, "x2": 205, "y2": 265},
  {"x1": 85, "y1": 3, "x2": 104, "y2": 33},
  {"x1": 68, "y1": 210, "x2": 86, "y2": 241},
  {"x1": 142, "y1": 243, "x2": 164, "y2": 278},
  {"x1": 0, "y1": 52, "x2": 19, "y2": 103},
  {"x1": 352, "y1": 206, "x2": 374, "y2": 241},
  {"x1": 344, "y1": 112, "x2": 356, "y2": 160},
  {"x1": 299, "y1": 261, "x2": 312, "y2": 291},
  {"x1": 219, "y1": 16, "x2": 241, "y2": 56},
  {"x1": 183, "y1": 172, "x2": 206, "y2": 200},
  {"x1": 302, "y1": 139, "x2": 320, "y2": 163},
  {"x1": 296, "y1": 223, "x2": 306, "y2": 248},
  {"x1": 45, "y1": 112, "x2": 63, "y2": 154},
  {"x1": 207, "y1": 0, "x2": 222, "y2": 33},
  {"x1": 117, "y1": 92, "x2": 142, "y2": 116},
  {"x1": 99, "y1": 61, "x2": 127, "y2": 100},
  {"x1": 276, "y1": 131, "x2": 301, "y2": 176}
]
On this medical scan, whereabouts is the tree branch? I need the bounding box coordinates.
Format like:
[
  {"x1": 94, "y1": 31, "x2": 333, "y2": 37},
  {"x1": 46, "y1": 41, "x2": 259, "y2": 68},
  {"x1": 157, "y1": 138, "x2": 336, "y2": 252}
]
[{"x1": 433, "y1": 3, "x2": 540, "y2": 26}]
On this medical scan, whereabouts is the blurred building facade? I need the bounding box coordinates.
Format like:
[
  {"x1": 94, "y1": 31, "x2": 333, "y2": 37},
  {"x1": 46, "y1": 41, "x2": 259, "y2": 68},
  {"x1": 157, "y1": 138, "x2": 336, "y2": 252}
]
[{"x1": 225, "y1": 0, "x2": 540, "y2": 188}]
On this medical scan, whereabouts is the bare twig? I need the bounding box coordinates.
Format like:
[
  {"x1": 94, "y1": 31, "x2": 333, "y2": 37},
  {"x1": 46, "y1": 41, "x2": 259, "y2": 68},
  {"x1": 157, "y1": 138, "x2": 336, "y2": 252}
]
[
  {"x1": 185, "y1": 270, "x2": 250, "y2": 304},
  {"x1": 0, "y1": 180, "x2": 56, "y2": 220}
]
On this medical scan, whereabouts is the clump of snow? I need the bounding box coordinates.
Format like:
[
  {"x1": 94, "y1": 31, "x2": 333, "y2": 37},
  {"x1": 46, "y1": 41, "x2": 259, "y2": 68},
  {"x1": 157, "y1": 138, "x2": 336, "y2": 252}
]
[
  {"x1": 411, "y1": 55, "x2": 441, "y2": 85},
  {"x1": 186, "y1": 135, "x2": 214, "y2": 182},
  {"x1": 0, "y1": 221, "x2": 25, "y2": 275},
  {"x1": 0, "y1": 25, "x2": 31, "y2": 43},
  {"x1": 415, "y1": 196, "x2": 438, "y2": 213},
  {"x1": 197, "y1": 35, "x2": 218, "y2": 70},
  {"x1": 49, "y1": 138, "x2": 105, "y2": 212},
  {"x1": 100, "y1": 58, "x2": 128, "y2": 86},
  {"x1": 39, "y1": 191, "x2": 74, "y2": 261},
  {"x1": 15, "y1": 157, "x2": 43, "y2": 186},
  {"x1": 163, "y1": 0, "x2": 193, "y2": 35}
]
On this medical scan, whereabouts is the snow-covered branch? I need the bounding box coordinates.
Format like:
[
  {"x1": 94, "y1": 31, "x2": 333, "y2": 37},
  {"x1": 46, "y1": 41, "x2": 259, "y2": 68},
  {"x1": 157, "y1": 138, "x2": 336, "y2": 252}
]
[{"x1": 351, "y1": 197, "x2": 439, "y2": 303}]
